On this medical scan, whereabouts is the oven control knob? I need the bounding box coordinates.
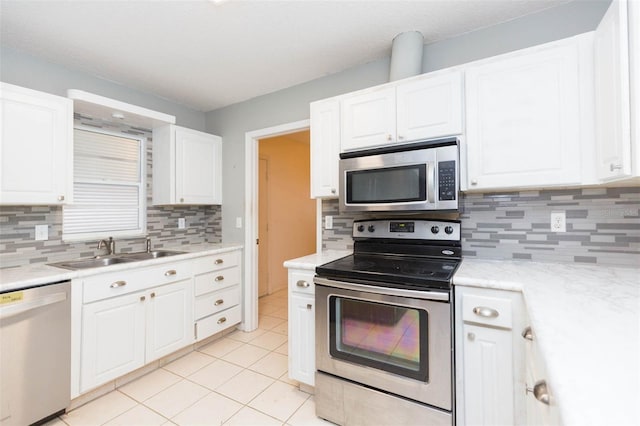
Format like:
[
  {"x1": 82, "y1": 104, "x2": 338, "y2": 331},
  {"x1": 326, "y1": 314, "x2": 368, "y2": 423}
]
[
  {"x1": 357, "y1": 225, "x2": 365, "y2": 232},
  {"x1": 431, "y1": 226, "x2": 439, "y2": 234},
  {"x1": 445, "y1": 226, "x2": 454, "y2": 234},
  {"x1": 367, "y1": 225, "x2": 375, "y2": 233}
]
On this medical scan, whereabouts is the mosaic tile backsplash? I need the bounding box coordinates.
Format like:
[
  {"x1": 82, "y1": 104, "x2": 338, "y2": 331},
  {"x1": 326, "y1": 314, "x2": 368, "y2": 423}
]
[
  {"x1": 0, "y1": 116, "x2": 221, "y2": 268},
  {"x1": 322, "y1": 187, "x2": 640, "y2": 267}
]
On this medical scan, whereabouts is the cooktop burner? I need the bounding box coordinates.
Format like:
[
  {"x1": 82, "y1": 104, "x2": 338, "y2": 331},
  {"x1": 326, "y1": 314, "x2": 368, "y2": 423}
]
[{"x1": 315, "y1": 219, "x2": 462, "y2": 291}]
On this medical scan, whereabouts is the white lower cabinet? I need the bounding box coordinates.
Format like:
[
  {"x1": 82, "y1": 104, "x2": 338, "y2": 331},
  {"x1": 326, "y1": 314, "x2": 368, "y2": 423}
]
[
  {"x1": 455, "y1": 286, "x2": 527, "y2": 426},
  {"x1": 80, "y1": 277, "x2": 193, "y2": 393},
  {"x1": 287, "y1": 268, "x2": 315, "y2": 386}
]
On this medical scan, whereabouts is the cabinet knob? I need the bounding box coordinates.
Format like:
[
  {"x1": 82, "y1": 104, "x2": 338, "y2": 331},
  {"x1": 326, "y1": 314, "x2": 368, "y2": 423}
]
[
  {"x1": 387, "y1": 134, "x2": 393, "y2": 142},
  {"x1": 296, "y1": 280, "x2": 310, "y2": 288},
  {"x1": 522, "y1": 326, "x2": 533, "y2": 341},
  {"x1": 214, "y1": 258, "x2": 224, "y2": 265},
  {"x1": 214, "y1": 299, "x2": 224, "y2": 306},
  {"x1": 472, "y1": 306, "x2": 499, "y2": 318},
  {"x1": 165, "y1": 269, "x2": 177, "y2": 276},
  {"x1": 526, "y1": 380, "x2": 550, "y2": 405},
  {"x1": 140, "y1": 296, "x2": 146, "y2": 302},
  {"x1": 150, "y1": 292, "x2": 156, "y2": 298},
  {"x1": 471, "y1": 179, "x2": 478, "y2": 185},
  {"x1": 306, "y1": 304, "x2": 312, "y2": 310},
  {"x1": 214, "y1": 275, "x2": 224, "y2": 282},
  {"x1": 331, "y1": 188, "x2": 336, "y2": 194},
  {"x1": 217, "y1": 317, "x2": 227, "y2": 325},
  {"x1": 110, "y1": 280, "x2": 127, "y2": 288},
  {"x1": 610, "y1": 163, "x2": 623, "y2": 172},
  {"x1": 398, "y1": 135, "x2": 405, "y2": 140},
  {"x1": 57, "y1": 195, "x2": 65, "y2": 201},
  {"x1": 180, "y1": 198, "x2": 184, "y2": 203},
  {"x1": 467, "y1": 332, "x2": 475, "y2": 341}
]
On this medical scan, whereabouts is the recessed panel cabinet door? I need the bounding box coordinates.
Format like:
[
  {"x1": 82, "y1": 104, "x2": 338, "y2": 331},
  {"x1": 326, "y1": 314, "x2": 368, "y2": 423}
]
[
  {"x1": 288, "y1": 292, "x2": 315, "y2": 386},
  {"x1": 81, "y1": 292, "x2": 145, "y2": 392},
  {"x1": 310, "y1": 99, "x2": 340, "y2": 198},
  {"x1": 465, "y1": 40, "x2": 583, "y2": 190},
  {"x1": 0, "y1": 83, "x2": 72, "y2": 205},
  {"x1": 175, "y1": 128, "x2": 222, "y2": 204},
  {"x1": 341, "y1": 86, "x2": 396, "y2": 152},
  {"x1": 146, "y1": 279, "x2": 194, "y2": 362}
]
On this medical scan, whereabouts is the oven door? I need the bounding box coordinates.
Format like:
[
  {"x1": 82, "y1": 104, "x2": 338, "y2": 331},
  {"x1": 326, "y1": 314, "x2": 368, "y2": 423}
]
[{"x1": 315, "y1": 277, "x2": 452, "y2": 411}]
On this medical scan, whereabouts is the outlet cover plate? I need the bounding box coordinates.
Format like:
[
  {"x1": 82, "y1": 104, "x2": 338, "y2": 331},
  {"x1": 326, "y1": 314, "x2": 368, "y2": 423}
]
[
  {"x1": 550, "y1": 211, "x2": 566, "y2": 232},
  {"x1": 35, "y1": 224, "x2": 48, "y2": 241},
  {"x1": 178, "y1": 218, "x2": 186, "y2": 229}
]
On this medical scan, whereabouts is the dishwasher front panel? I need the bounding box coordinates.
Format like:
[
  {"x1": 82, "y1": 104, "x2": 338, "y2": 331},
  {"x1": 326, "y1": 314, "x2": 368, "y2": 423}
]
[{"x1": 0, "y1": 281, "x2": 71, "y2": 426}]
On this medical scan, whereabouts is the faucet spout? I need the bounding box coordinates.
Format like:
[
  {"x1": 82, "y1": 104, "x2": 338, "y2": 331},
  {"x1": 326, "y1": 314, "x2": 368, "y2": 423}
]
[{"x1": 97, "y1": 237, "x2": 115, "y2": 255}]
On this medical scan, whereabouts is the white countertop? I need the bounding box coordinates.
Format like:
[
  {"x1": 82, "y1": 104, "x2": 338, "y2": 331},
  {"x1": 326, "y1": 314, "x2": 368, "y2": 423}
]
[
  {"x1": 455, "y1": 258, "x2": 640, "y2": 426},
  {"x1": 283, "y1": 250, "x2": 352, "y2": 270},
  {"x1": 0, "y1": 243, "x2": 243, "y2": 293}
]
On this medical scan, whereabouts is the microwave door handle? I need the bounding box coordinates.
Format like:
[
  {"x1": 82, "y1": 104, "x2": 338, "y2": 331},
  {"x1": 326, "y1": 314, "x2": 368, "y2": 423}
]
[{"x1": 428, "y1": 162, "x2": 436, "y2": 203}]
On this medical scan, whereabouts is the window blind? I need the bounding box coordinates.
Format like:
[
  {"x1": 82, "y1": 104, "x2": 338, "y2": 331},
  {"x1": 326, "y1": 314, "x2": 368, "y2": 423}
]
[{"x1": 63, "y1": 128, "x2": 145, "y2": 239}]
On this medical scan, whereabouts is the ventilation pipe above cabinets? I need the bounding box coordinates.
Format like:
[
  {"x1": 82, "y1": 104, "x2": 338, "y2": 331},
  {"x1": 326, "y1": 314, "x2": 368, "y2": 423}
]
[{"x1": 389, "y1": 31, "x2": 425, "y2": 81}]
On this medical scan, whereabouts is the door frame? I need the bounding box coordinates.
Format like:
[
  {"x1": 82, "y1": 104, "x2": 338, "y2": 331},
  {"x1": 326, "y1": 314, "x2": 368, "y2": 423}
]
[{"x1": 243, "y1": 119, "x2": 321, "y2": 331}]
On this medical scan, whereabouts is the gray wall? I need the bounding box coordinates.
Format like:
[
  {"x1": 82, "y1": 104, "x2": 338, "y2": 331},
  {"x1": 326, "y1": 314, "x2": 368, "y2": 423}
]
[
  {"x1": 206, "y1": 0, "x2": 611, "y2": 245},
  {"x1": 0, "y1": 47, "x2": 207, "y2": 131}
]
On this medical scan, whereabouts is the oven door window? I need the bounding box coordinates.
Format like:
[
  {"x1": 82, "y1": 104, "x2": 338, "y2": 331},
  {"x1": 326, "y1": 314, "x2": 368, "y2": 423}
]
[
  {"x1": 329, "y1": 296, "x2": 428, "y2": 381},
  {"x1": 346, "y1": 164, "x2": 426, "y2": 204}
]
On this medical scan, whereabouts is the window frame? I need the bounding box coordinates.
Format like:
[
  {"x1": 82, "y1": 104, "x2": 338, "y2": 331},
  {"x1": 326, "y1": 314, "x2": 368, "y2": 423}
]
[{"x1": 62, "y1": 125, "x2": 147, "y2": 242}]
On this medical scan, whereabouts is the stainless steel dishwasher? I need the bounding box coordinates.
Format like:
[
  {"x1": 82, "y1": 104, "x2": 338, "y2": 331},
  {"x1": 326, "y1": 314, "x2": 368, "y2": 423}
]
[{"x1": 0, "y1": 280, "x2": 71, "y2": 425}]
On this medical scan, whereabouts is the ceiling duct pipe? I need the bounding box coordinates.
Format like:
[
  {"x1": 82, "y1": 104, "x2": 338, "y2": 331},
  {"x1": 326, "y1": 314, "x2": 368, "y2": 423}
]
[{"x1": 389, "y1": 31, "x2": 424, "y2": 82}]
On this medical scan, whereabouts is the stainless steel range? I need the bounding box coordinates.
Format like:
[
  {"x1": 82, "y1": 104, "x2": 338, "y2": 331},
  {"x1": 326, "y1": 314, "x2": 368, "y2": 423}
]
[{"x1": 314, "y1": 218, "x2": 461, "y2": 426}]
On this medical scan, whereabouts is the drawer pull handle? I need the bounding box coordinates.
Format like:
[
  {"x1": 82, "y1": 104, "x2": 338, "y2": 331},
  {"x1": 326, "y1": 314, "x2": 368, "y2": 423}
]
[
  {"x1": 110, "y1": 280, "x2": 127, "y2": 288},
  {"x1": 472, "y1": 306, "x2": 499, "y2": 318},
  {"x1": 217, "y1": 317, "x2": 227, "y2": 325},
  {"x1": 522, "y1": 326, "x2": 533, "y2": 341},
  {"x1": 214, "y1": 259, "x2": 224, "y2": 265},
  {"x1": 214, "y1": 299, "x2": 224, "y2": 306},
  {"x1": 296, "y1": 280, "x2": 310, "y2": 288},
  {"x1": 527, "y1": 380, "x2": 550, "y2": 405},
  {"x1": 215, "y1": 276, "x2": 224, "y2": 282},
  {"x1": 165, "y1": 269, "x2": 177, "y2": 276}
]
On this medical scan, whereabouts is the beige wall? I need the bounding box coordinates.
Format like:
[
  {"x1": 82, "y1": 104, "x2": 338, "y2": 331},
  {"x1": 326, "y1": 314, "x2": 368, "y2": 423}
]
[{"x1": 259, "y1": 131, "x2": 315, "y2": 293}]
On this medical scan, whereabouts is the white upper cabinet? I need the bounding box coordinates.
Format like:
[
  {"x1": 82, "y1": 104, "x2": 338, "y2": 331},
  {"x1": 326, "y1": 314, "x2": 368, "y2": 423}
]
[
  {"x1": 340, "y1": 71, "x2": 463, "y2": 152},
  {"x1": 0, "y1": 82, "x2": 73, "y2": 205},
  {"x1": 594, "y1": 0, "x2": 632, "y2": 181},
  {"x1": 153, "y1": 124, "x2": 222, "y2": 205},
  {"x1": 630, "y1": 0, "x2": 640, "y2": 177},
  {"x1": 310, "y1": 99, "x2": 340, "y2": 198},
  {"x1": 464, "y1": 36, "x2": 590, "y2": 190}
]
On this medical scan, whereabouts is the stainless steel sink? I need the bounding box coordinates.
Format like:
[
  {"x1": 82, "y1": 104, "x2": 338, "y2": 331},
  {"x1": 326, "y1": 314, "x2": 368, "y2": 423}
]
[
  {"x1": 48, "y1": 250, "x2": 186, "y2": 270},
  {"x1": 49, "y1": 256, "x2": 135, "y2": 270},
  {"x1": 120, "y1": 250, "x2": 186, "y2": 260}
]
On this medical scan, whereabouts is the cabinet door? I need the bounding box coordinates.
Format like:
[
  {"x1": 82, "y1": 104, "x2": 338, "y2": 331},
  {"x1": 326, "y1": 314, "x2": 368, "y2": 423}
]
[
  {"x1": 0, "y1": 83, "x2": 72, "y2": 205},
  {"x1": 310, "y1": 99, "x2": 340, "y2": 198},
  {"x1": 288, "y1": 292, "x2": 315, "y2": 386},
  {"x1": 465, "y1": 40, "x2": 583, "y2": 190},
  {"x1": 146, "y1": 279, "x2": 194, "y2": 362},
  {"x1": 594, "y1": 0, "x2": 632, "y2": 181},
  {"x1": 396, "y1": 71, "x2": 463, "y2": 142},
  {"x1": 341, "y1": 86, "x2": 396, "y2": 151},
  {"x1": 175, "y1": 127, "x2": 222, "y2": 204},
  {"x1": 81, "y1": 292, "x2": 145, "y2": 392},
  {"x1": 462, "y1": 323, "x2": 514, "y2": 426}
]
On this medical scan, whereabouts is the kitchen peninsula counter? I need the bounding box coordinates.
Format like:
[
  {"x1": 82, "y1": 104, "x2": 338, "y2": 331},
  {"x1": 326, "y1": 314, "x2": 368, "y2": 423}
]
[{"x1": 455, "y1": 259, "x2": 640, "y2": 426}]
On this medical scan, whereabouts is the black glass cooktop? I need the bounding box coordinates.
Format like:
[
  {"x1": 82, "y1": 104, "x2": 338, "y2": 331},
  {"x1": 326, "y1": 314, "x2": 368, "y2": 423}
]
[{"x1": 316, "y1": 253, "x2": 460, "y2": 291}]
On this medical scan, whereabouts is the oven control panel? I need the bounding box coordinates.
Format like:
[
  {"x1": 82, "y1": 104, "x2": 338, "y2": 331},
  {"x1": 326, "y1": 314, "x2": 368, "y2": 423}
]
[{"x1": 353, "y1": 219, "x2": 461, "y2": 241}]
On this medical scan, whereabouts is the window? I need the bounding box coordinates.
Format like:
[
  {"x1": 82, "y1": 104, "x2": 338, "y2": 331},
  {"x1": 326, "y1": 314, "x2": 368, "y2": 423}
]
[{"x1": 63, "y1": 127, "x2": 145, "y2": 241}]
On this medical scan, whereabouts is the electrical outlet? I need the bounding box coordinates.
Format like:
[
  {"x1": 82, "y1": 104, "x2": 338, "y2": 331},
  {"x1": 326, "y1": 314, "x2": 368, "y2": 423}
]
[
  {"x1": 550, "y1": 211, "x2": 566, "y2": 233},
  {"x1": 178, "y1": 218, "x2": 186, "y2": 229},
  {"x1": 236, "y1": 217, "x2": 243, "y2": 228},
  {"x1": 35, "y1": 224, "x2": 48, "y2": 241},
  {"x1": 325, "y1": 215, "x2": 334, "y2": 230}
]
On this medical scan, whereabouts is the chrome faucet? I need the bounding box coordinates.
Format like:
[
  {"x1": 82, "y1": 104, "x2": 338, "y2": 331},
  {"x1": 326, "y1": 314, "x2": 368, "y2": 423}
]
[
  {"x1": 97, "y1": 237, "x2": 115, "y2": 256},
  {"x1": 145, "y1": 236, "x2": 152, "y2": 253}
]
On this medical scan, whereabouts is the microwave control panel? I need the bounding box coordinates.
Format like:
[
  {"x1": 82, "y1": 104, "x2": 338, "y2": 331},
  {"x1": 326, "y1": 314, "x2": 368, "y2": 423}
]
[{"x1": 438, "y1": 161, "x2": 457, "y2": 201}]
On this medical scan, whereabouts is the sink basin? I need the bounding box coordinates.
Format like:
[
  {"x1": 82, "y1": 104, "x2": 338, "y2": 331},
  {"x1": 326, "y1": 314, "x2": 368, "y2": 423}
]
[
  {"x1": 120, "y1": 250, "x2": 186, "y2": 260},
  {"x1": 49, "y1": 256, "x2": 135, "y2": 270},
  {"x1": 48, "y1": 250, "x2": 185, "y2": 270}
]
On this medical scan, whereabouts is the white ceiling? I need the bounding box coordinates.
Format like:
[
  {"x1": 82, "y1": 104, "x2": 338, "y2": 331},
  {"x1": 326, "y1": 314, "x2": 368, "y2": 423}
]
[{"x1": 1, "y1": 0, "x2": 571, "y2": 112}]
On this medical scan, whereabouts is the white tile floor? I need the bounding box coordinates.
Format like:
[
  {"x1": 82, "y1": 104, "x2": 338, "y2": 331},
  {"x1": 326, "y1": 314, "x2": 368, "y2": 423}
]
[{"x1": 49, "y1": 289, "x2": 332, "y2": 426}]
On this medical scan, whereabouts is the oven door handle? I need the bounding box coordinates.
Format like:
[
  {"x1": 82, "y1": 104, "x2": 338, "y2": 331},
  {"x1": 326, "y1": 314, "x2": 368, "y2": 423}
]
[{"x1": 314, "y1": 277, "x2": 450, "y2": 302}]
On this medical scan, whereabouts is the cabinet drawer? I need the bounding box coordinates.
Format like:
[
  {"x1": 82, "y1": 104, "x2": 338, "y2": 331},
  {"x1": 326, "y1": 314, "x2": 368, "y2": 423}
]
[
  {"x1": 195, "y1": 286, "x2": 240, "y2": 319},
  {"x1": 195, "y1": 305, "x2": 241, "y2": 341},
  {"x1": 289, "y1": 270, "x2": 315, "y2": 295},
  {"x1": 462, "y1": 293, "x2": 513, "y2": 329},
  {"x1": 194, "y1": 266, "x2": 240, "y2": 296},
  {"x1": 83, "y1": 261, "x2": 192, "y2": 303},
  {"x1": 192, "y1": 251, "x2": 240, "y2": 275}
]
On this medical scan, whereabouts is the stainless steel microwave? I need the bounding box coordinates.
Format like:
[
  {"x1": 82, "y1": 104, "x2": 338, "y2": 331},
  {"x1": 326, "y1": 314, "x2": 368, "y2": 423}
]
[{"x1": 339, "y1": 138, "x2": 459, "y2": 212}]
